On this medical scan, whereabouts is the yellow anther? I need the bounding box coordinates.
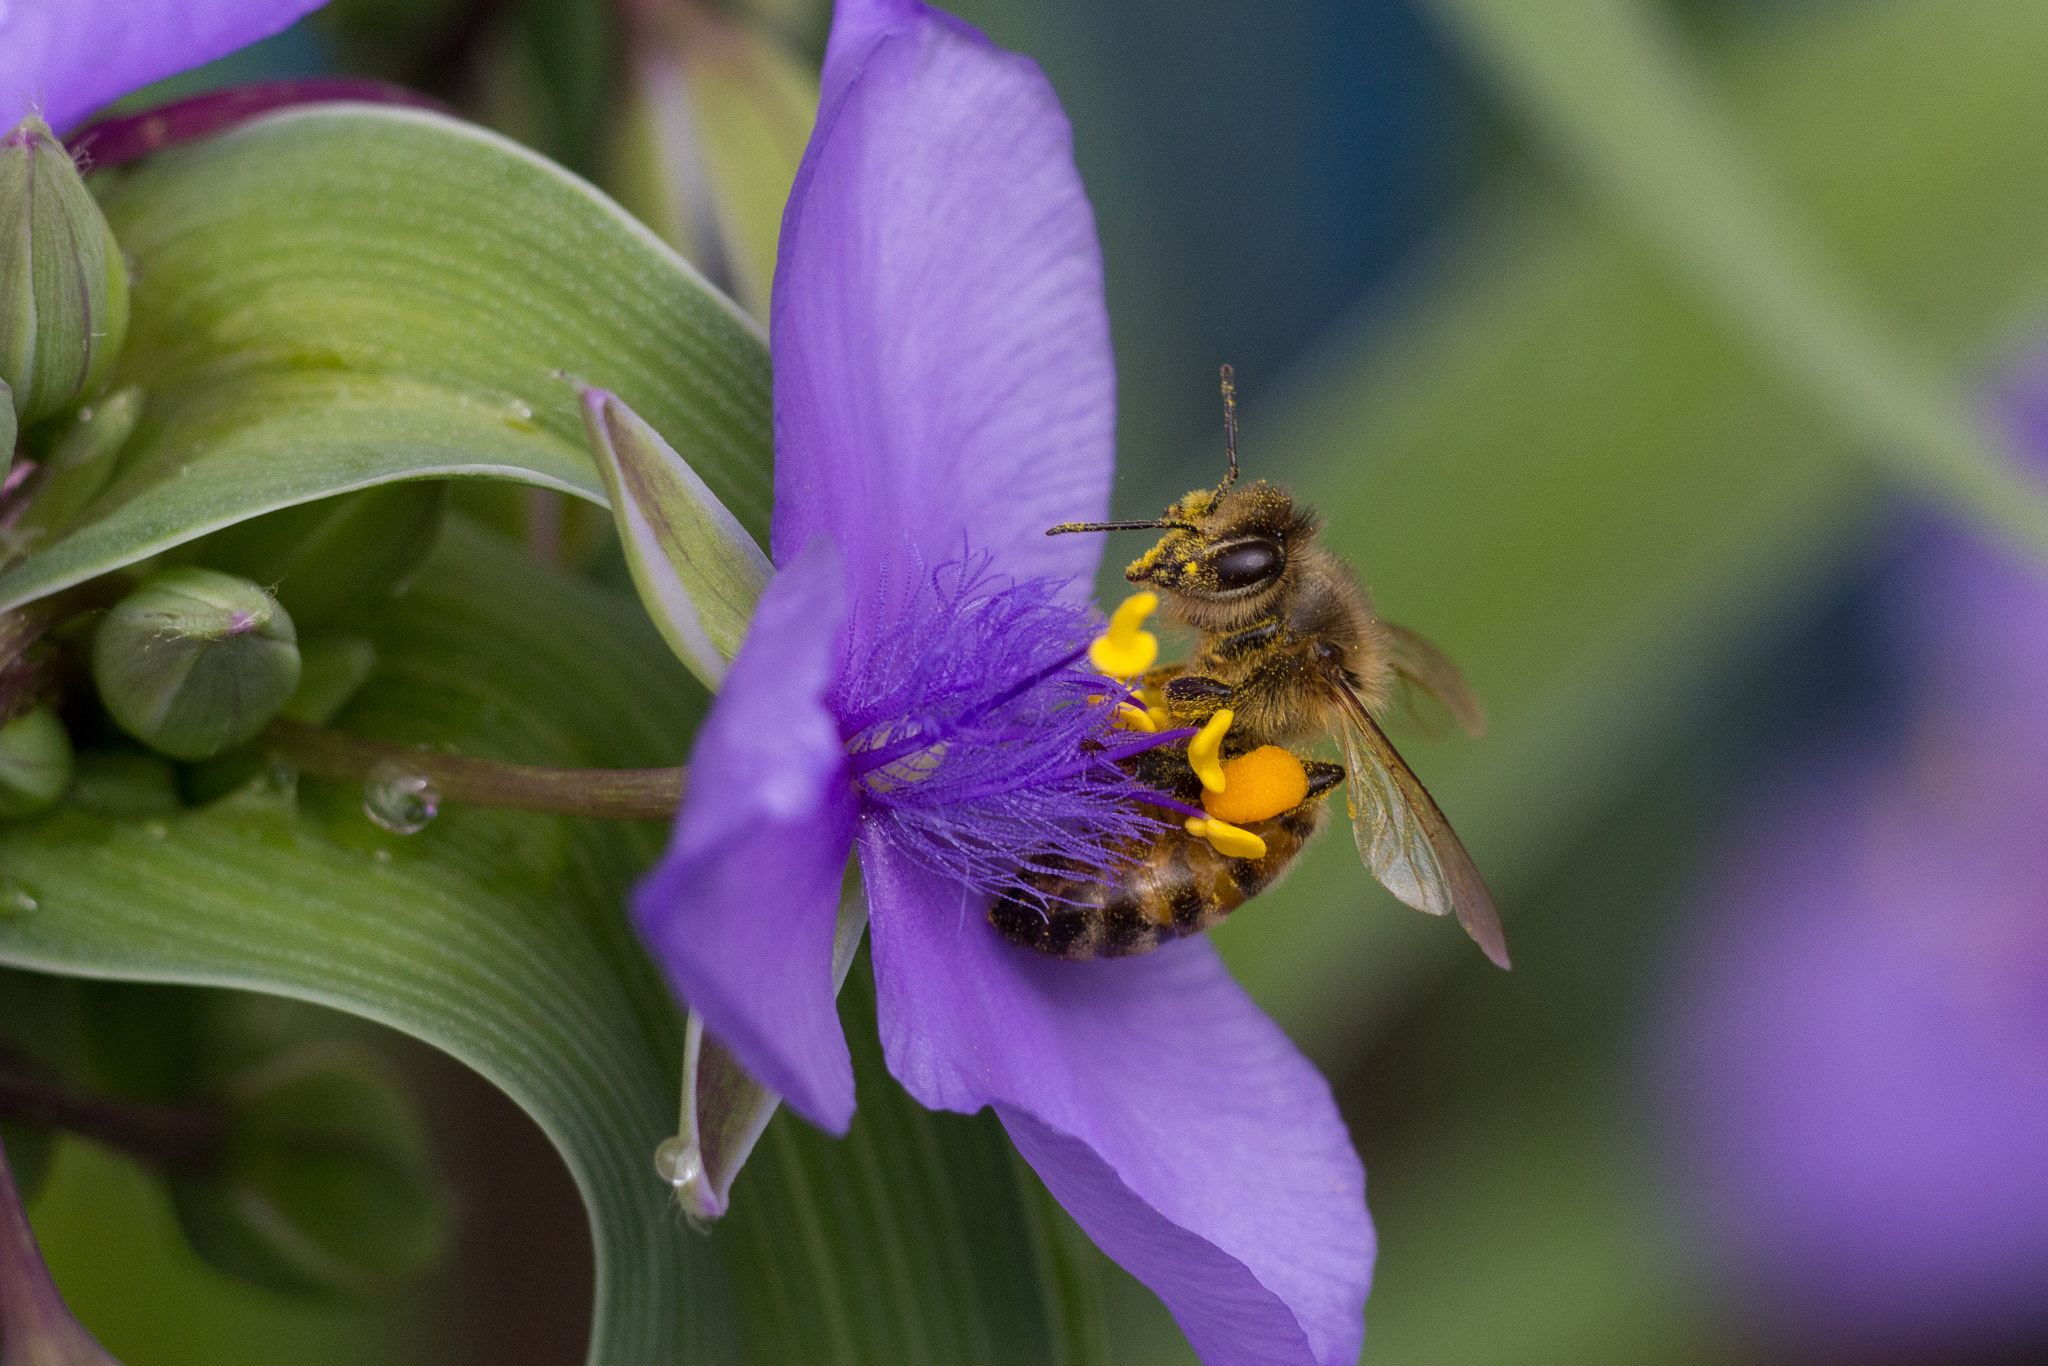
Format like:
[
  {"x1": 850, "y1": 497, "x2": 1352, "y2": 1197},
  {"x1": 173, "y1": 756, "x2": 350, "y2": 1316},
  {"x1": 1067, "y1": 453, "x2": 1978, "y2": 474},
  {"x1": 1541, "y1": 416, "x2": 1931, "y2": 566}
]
[
  {"x1": 1202, "y1": 745, "x2": 1310, "y2": 825},
  {"x1": 1135, "y1": 685, "x2": 1173, "y2": 732},
  {"x1": 1184, "y1": 815, "x2": 1267, "y2": 860},
  {"x1": 1188, "y1": 708, "x2": 1233, "y2": 793},
  {"x1": 1088, "y1": 592, "x2": 1159, "y2": 678},
  {"x1": 1114, "y1": 702, "x2": 1158, "y2": 732}
]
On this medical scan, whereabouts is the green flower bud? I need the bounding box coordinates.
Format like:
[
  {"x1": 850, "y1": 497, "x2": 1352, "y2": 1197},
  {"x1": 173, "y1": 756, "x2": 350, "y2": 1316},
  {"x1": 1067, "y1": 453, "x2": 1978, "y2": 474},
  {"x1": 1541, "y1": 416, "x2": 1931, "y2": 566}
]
[
  {"x1": 93, "y1": 568, "x2": 301, "y2": 760},
  {"x1": 0, "y1": 706, "x2": 72, "y2": 818},
  {"x1": 201, "y1": 482, "x2": 447, "y2": 629},
  {"x1": 0, "y1": 117, "x2": 130, "y2": 426},
  {"x1": 0, "y1": 387, "x2": 141, "y2": 559}
]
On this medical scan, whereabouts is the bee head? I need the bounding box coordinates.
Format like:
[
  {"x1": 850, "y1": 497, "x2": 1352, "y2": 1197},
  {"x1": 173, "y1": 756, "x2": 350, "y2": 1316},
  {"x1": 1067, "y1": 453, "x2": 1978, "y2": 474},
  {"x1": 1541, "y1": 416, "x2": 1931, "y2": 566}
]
[
  {"x1": 1115, "y1": 480, "x2": 1316, "y2": 624},
  {"x1": 1044, "y1": 365, "x2": 1314, "y2": 625}
]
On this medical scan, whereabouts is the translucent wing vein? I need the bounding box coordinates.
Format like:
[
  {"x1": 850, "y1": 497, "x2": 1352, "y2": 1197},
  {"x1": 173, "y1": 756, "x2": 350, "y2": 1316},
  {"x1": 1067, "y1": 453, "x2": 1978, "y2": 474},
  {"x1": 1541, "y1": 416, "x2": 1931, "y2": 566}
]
[{"x1": 1327, "y1": 663, "x2": 1510, "y2": 969}]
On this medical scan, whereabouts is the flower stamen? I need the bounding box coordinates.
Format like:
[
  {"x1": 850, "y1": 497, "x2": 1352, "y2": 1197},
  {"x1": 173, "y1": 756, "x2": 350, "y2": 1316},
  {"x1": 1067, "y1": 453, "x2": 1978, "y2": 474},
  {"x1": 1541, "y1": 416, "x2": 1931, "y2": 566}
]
[
  {"x1": 1184, "y1": 814, "x2": 1266, "y2": 859},
  {"x1": 1088, "y1": 592, "x2": 1159, "y2": 678},
  {"x1": 1188, "y1": 708, "x2": 1233, "y2": 793}
]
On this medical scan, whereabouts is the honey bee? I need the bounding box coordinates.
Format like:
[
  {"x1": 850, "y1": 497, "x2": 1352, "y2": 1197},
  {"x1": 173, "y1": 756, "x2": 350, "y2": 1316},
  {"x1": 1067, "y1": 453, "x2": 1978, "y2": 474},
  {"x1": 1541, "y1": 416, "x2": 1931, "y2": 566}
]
[{"x1": 988, "y1": 366, "x2": 1509, "y2": 968}]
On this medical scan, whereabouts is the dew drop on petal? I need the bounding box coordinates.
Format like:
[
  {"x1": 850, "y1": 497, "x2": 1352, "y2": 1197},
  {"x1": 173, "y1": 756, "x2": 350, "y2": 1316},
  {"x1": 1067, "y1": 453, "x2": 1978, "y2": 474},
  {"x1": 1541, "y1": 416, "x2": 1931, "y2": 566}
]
[
  {"x1": 652, "y1": 1136, "x2": 702, "y2": 1190},
  {"x1": 364, "y1": 759, "x2": 439, "y2": 835}
]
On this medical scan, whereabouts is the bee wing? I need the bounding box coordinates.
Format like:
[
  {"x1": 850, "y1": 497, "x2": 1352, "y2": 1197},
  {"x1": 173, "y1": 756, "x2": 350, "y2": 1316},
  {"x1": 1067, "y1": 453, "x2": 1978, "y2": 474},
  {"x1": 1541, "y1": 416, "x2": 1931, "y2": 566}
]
[
  {"x1": 1329, "y1": 669, "x2": 1510, "y2": 969},
  {"x1": 1383, "y1": 621, "x2": 1486, "y2": 739}
]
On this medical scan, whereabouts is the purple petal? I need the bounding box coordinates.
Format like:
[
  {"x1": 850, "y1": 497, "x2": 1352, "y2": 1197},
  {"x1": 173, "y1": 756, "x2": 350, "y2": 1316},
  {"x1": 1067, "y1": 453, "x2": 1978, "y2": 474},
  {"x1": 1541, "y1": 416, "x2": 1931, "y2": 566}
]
[
  {"x1": 1656, "y1": 755, "x2": 2048, "y2": 1355},
  {"x1": 770, "y1": 0, "x2": 1114, "y2": 621},
  {"x1": 634, "y1": 537, "x2": 859, "y2": 1133},
  {"x1": 1897, "y1": 526, "x2": 2048, "y2": 773},
  {"x1": 0, "y1": 0, "x2": 328, "y2": 134},
  {"x1": 859, "y1": 834, "x2": 1372, "y2": 1366}
]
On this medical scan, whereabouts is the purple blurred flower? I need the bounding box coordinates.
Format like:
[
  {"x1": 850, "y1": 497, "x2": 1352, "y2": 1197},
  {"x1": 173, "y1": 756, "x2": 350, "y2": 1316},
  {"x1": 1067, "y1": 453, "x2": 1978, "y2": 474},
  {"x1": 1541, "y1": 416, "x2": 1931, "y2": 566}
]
[
  {"x1": 631, "y1": 2, "x2": 1372, "y2": 1362},
  {"x1": 0, "y1": 0, "x2": 327, "y2": 134},
  {"x1": 1655, "y1": 369, "x2": 2048, "y2": 1357}
]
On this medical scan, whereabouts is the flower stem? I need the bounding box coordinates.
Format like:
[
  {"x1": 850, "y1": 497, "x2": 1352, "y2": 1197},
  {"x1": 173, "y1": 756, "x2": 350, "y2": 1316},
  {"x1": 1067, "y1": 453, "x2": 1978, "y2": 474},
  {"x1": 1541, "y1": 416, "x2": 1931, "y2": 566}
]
[
  {"x1": 261, "y1": 719, "x2": 687, "y2": 820},
  {"x1": 64, "y1": 80, "x2": 445, "y2": 171},
  {"x1": 0, "y1": 583, "x2": 122, "y2": 719},
  {"x1": 0, "y1": 1051, "x2": 220, "y2": 1174}
]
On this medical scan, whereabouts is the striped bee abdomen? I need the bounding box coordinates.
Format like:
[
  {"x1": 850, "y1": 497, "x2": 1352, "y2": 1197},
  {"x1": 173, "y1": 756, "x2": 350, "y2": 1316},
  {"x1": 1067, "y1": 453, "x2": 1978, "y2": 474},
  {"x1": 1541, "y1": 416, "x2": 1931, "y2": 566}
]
[{"x1": 990, "y1": 761, "x2": 1342, "y2": 959}]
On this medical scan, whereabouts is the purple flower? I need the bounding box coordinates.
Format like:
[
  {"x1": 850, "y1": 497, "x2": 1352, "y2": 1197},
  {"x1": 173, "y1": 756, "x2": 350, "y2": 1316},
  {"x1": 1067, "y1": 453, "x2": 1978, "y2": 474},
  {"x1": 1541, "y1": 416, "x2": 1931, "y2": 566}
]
[
  {"x1": 0, "y1": 0, "x2": 327, "y2": 135},
  {"x1": 1652, "y1": 369, "x2": 2048, "y2": 1357},
  {"x1": 631, "y1": 3, "x2": 1373, "y2": 1362}
]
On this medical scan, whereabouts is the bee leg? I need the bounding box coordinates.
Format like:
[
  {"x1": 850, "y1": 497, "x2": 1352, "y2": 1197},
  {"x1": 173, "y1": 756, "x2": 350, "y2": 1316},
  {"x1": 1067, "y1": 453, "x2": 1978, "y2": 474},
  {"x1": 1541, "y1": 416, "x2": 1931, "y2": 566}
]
[
  {"x1": 1126, "y1": 744, "x2": 1205, "y2": 805},
  {"x1": 1218, "y1": 762, "x2": 1347, "y2": 908},
  {"x1": 1208, "y1": 616, "x2": 1285, "y2": 662},
  {"x1": 1300, "y1": 759, "x2": 1344, "y2": 799}
]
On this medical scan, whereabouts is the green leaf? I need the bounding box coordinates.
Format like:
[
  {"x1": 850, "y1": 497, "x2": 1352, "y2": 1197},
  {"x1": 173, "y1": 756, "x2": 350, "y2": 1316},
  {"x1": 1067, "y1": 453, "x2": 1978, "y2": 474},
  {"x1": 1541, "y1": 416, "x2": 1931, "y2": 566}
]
[
  {"x1": 722, "y1": 954, "x2": 1107, "y2": 1366},
  {"x1": 1425, "y1": 0, "x2": 2048, "y2": 561},
  {"x1": 199, "y1": 483, "x2": 449, "y2": 631},
  {"x1": 174, "y1": 1037, "x2": 447, "y2": 1300},
  {"x1": 0, "y1": 380, "x2": 14, "y2": 482},
  {"x1": 280, "y1": 637, "x2": 379, "y2": 729},
  {"x1": 2, "y1": 519, "x2": 1105, "y2": 1363},
  {"x1": 0, "y1": 104, "x2": 771, "y2": 614},
  {"x1": 0, "y1": 964, "x2": 85, "y2": 1201},
  {"x1": 1, "y1": 519, "x2": 730, "y2": 1364},
  {"x1": 28, "y1": 1137, "x2": 421, "y2": 1366},
  {"x1": 1207, "y1": 0, "x2": 2048, "y2": 1064},
  {"x1": 52, "y1": 979, "x2": 449, "y2": 1300}
]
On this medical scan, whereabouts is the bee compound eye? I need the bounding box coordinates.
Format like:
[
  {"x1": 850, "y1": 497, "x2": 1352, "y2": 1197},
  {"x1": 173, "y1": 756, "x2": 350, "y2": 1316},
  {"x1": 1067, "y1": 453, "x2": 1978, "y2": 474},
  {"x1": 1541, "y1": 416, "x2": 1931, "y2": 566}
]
[{"x1": 1209, "y1": 539, "x2": 1283, "y2": 591}]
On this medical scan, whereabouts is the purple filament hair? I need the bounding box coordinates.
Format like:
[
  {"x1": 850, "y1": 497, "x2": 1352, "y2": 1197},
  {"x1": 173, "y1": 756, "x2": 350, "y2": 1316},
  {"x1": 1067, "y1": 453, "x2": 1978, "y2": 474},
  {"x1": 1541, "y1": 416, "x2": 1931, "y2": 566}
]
[{"x1": 834, "y1": 557, "x2": 1182, "y2": 897}]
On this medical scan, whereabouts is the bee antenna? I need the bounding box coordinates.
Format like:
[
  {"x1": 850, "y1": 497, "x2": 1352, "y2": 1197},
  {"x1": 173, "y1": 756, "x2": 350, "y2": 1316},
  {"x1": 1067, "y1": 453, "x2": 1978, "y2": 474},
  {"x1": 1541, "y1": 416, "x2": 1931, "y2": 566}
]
[
  {"x1": 1046, "y1": 518, "x2": 1201, "y2": 537},
  {"x1": 1217, "y1": 363, "x2": 1239, "y2": 494}
]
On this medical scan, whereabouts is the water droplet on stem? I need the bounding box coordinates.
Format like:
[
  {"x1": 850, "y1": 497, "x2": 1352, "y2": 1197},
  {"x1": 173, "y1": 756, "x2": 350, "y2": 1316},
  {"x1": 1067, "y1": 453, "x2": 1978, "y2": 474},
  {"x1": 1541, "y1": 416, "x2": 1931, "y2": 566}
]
[{"x1": 363, "y1": 759, "x2": 440, "y2": 835}]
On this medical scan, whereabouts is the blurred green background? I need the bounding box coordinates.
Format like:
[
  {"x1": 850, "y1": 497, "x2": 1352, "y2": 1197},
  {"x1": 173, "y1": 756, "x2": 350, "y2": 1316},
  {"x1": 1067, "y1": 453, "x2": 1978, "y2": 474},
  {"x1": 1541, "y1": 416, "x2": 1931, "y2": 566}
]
[{"x1": 27, "y1": 0, "x2": 2048, "y2": 1362}]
